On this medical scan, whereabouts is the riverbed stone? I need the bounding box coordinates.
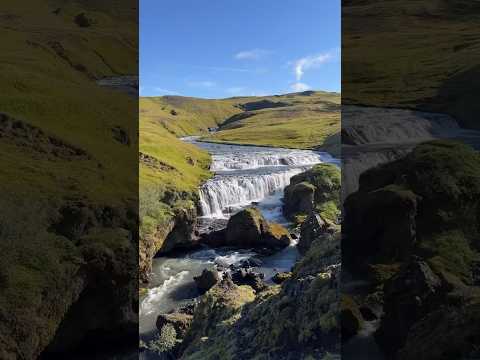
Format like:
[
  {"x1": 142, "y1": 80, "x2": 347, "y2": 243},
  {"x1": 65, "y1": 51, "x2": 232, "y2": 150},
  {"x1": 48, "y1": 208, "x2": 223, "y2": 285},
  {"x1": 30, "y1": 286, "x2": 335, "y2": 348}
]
[
  {"x1": 299, "y1": 212, "x2": 335, "y2": 255},
  {"x1": 231, "y1": 268, "x2": 266, "y2": 292},
  {"x1": 225, "y1": 207, "x2": 291, "y2": 249},
  {"x1": 194, "y1": 269, "x2": 220, "y2": 293}
]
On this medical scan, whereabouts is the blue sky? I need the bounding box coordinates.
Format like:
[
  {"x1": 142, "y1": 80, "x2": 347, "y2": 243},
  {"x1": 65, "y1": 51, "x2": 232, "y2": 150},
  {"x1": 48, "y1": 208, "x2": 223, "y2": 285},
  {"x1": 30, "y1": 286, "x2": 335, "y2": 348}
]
[{"x1": 140, "y1": 0, "x2": 340, "y2": 98}]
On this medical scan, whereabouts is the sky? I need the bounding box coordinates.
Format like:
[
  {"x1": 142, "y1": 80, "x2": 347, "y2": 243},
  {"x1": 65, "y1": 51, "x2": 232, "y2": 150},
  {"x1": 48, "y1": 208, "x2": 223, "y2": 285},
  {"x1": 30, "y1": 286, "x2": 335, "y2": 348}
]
[{"x1": 140, "y1": 0, "x2": 340, "y2": 98}]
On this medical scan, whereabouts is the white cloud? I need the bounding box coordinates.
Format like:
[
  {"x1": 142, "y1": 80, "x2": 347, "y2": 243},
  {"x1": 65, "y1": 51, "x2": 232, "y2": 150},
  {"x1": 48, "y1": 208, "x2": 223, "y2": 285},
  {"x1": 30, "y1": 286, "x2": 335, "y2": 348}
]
[
  {"x1": 235, "y1": 49, "x2": 271, "y2": 60},
  {"x1": 291, "y1": 82, "x2": 311, "y2": 92},
  {"x1": 293, "y1": 50, "x2": 336, "y2": 81},
  {"x1": 187, "y1": 80, "x2": 216, "y2": 88}
]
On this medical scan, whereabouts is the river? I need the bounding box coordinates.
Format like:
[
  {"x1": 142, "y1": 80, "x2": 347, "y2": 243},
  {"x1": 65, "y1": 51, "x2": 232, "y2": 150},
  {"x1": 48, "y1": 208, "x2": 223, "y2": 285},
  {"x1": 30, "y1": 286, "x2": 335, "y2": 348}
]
[{"x1": 139, "y1": 139, "x2": 338, "y2": 351}]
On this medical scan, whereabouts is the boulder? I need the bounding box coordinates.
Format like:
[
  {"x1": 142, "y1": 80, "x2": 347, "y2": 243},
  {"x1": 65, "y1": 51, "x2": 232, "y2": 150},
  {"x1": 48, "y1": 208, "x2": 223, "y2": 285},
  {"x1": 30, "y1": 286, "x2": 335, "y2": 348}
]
[
  {"x1": 376, "y1": 258, "x2": 445, "y2": 357},
  {"x1": 231, "y1": 268, "x2": 266, "y2": 292},
  {"x1": 299, "y1": 212, "x2": 335, "y2": 255},
  {"x1": 344, "y1": 186, "x2": 418, "y2": 267},
  {"x1": 396, "y1": 303, "x2": 480, "y2": 360},
  {"x1": 156, "y1": 312, "x2": 193, "y2": 338},
  {"x1": 341, "y1": 295, "x2": 364, "y2": 341},
  {"x1": 272, "y1": 272, "x2": 292, "y2": 284},
  {"x1": 239, "y1": 257, "x2": 263, "y2": 268},
  {"x1": 283, "y1": 163, "x2": 341, "y2": 222},
  {"x1": 225, "y1": 207, "x2": 291, "y2": 249},
  {"x1": 194, "y1": 269, "x2": 220, "y2": 293},
  {"x1": 283, "y1": 181, "x2": 315, "y2": 216}
]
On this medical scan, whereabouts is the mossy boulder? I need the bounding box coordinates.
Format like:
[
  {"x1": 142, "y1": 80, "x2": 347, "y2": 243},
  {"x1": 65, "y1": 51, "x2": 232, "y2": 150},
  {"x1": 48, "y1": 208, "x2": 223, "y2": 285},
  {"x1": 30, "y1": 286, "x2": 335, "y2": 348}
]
[
  {"x1": 156, "y1": 312, "x2": 193, "y2": 339},
  {"x1": 180, "y1": 278, "x2": 256, "y2": 357},
  {"x1": 272, "y1": 272, "x2": 292, "y2": 284},
  {"x1": 340, "y1": 295, "x2": 364, "y2": 341},
  {"x1": 344, "y1": 141, "x2": 480, "y2": 280},
  {"x1": 284, "y1": 181, "x2": 316, "y2": 215},
  {"x1": 194, "y1": 269, "x2": 220, "y2": 294},
  {"x1": 375, "y1": 258, "x2": 445, "y2": 357},
  {"x1": 299, "y1": 212, "x2": 336, "y2": 255},
  {"x1": 284, "y1": 163, "x2": 340, "y2": 223},
  {"x1": 225, "y1": 207, "x2": 291, "y2": 249}
]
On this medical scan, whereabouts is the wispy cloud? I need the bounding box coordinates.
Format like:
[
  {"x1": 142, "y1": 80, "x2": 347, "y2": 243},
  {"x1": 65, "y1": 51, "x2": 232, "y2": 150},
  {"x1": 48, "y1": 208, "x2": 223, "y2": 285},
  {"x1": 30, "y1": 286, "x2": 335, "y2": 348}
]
[
  {"x1": 187, "y1": 80, "x2": 216, "y2": 88},
  {"x1": 234, "y1": 49, "x2": 271, "y2": 60},
  {"x1": 290, "y1": 82, "x2": 311, "y2": 92},
  {"x1": 292, "y1": 49, "x2": 338, "y2": 81}
]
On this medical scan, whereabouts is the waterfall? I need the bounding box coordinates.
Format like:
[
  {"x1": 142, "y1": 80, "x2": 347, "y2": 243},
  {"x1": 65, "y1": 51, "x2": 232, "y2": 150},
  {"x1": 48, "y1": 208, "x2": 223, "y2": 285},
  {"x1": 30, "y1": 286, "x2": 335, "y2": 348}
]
[
  {"x1": 210, "y1": 150, "x2": 330, "y2": 171},
  {"x1": 199, "y1": 168, "x2": 304, "y2": 218}
]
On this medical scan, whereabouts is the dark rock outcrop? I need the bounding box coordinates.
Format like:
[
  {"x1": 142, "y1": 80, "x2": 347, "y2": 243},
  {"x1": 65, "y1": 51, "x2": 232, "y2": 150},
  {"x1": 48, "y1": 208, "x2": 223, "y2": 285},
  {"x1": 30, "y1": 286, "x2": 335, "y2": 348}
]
[
  {"x1": 194, "y1": 269, "x2": 220, "y2": 294},
  {"x1": 272, "y1": 272, "x2": 292, "y2": 284},
  {"x1": 140, "y1": 200, "x2": 199, "y2": 283},
  {"x1": 376, "y1": 259, "x2": 445, "y2": 356},
  {"x1": 299, "y1": 212, "x2": 335, "y2": 255},
  {"x1": 341, "y1": 295, "x2": 364, "y2": 341},
  {"x1": 231, "y1": 268, "x2": 266, "y2": 292}
]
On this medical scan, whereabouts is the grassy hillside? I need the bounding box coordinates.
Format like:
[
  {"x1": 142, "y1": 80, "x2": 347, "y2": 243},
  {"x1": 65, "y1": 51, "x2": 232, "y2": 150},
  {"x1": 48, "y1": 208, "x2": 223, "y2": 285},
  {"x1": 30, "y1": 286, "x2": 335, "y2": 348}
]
[
  {"x1": 140, "y1": 96, "x2": 243, "y2": 136},
  {"x1": 141, "y1": 91, "x2": 340, "y2": 154},
  {"x1": 343, "y1": 0, "x2": 480, "y2": 129},
  {"x1": 0, "y1": 0, "x2": 138, "y2": 357}
]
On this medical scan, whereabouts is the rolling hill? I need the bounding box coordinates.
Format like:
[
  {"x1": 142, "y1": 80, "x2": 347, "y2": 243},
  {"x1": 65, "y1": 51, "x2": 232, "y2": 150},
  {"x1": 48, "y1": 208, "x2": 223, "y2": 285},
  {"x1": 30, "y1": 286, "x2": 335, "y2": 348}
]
[
  {"x1": 0, "y1": 0, "x2": 138, "y2": 357},
  {"x1": 140, "y1": 90, "x2": 340, "y2": 154},
  {"x1": 343, "y1": 0, "x2": 480, "y2": 129}
]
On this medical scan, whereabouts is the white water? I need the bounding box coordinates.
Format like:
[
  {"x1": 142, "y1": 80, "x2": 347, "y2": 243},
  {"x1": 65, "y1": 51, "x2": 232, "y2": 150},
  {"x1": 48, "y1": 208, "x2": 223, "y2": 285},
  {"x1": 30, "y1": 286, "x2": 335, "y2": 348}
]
[
  {"x1": 199, "y1": 168, "x2": 304, "y2": 218},
  {"x1": 194, "y1": 141, "x2": 337, "y2": 218},
  {"x1": 209, "y1": 149, "x2": 329, "y2": 171}
]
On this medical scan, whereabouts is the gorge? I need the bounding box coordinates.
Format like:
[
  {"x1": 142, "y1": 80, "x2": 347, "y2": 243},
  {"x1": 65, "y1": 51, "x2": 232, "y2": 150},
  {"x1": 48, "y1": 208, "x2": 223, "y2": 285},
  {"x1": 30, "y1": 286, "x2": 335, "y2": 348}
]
[{"x1": 139, "y1": 138, "x2": 340, "y2": 359}]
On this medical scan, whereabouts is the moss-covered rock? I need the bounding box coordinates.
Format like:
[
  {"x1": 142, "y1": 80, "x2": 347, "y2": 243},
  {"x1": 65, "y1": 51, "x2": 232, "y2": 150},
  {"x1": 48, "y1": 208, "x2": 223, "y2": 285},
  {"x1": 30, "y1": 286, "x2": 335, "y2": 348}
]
[
  {"x1": 157, "y1": 312, "x2": 193, "y2": 339},
  {"x1": 340, "y1": 295, "x2": 364, "y2": 341},
  {"x1": 284, "y1": 163, "x2": 341, "y2": 223},
  {"x1": 344, "y1": 141, "x2": 480, "y2": 281},
  {"x1": 299, "y1": 213, "x2": 336, "y2": 255},
  {"x1": 272, "y1": 272, "x2": 292, "y2": 284},
  {"x1": 180, "y1": 225, "x2": 341, "y2": 360},
  {"x1": 194, "y1": 269, "x2": 220, "y2": 294},
  {"x1": 225, "y1": 207, "x2": 291, "y2": 249}
]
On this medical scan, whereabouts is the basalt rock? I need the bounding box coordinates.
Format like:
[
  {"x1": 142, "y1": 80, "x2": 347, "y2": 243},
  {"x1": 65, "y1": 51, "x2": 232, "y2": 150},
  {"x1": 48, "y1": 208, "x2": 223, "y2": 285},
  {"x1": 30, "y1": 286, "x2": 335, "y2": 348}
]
[
  {"x1": 299, "y1": 212, "x2": 336, "y2": 255},
  {"x1": 283, "y1": 163, "x2": 341, "y2": 223},
  {"x1": 376, "y1": 258, "x2": 445, "y2": 357},
  {"x1": 231, "y1": 268, "x2": 266, "y2": 292},
  {"x1": 140, "y1": 201, "x2": 199, "y2": 283},
  {"x1": 272, "y1": 272, "x2": 292, "y2": 284},
  {"x1": 341, "y1": 295, "x2": 364, "y2": 341},
  {"x1": 194, "y1": 269, "x2": 220, "y2": 294},
  {"x1": 225, "y1": 207, "x2": 291, "y2": 249}
]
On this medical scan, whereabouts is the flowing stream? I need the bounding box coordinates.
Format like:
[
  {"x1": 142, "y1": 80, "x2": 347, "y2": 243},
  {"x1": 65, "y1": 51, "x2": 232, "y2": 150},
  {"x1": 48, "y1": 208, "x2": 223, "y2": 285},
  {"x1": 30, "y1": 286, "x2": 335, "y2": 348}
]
[{"x1": 139, "y1": 139, "x2": 338, "y2": 351}]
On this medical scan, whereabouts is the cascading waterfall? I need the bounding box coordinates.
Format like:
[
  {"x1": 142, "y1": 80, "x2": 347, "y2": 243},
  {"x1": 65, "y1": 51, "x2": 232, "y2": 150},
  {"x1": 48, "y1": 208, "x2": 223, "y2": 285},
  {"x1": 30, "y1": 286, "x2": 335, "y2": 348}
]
[
  {"x1": 193, "y1": 143, "x2": 337, "y2": 218},
  {"x1": 199, "y1": 168, "x2": 304, "y2": 218},
  {"x1": 210, "y1": 150, "x2": 331, "y2": 171}
]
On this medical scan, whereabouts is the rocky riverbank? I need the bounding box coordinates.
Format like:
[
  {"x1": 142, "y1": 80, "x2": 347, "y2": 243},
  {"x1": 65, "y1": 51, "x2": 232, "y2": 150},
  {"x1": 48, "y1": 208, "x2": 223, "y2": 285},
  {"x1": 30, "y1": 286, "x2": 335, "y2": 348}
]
[
  {"x1": 342, "y1": 140, "x2": 480, "y2": 359},
  {"x1": 144, "y1": 162, "x2": 341, "y2": 359}
]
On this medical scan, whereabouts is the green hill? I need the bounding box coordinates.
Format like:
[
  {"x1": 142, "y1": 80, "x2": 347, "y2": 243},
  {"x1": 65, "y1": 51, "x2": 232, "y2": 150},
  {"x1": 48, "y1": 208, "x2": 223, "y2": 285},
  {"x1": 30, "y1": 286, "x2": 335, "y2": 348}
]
[
  {"x1": 343, "y1": 0, "x2": 480, "y2": 129},
  {"x1": 0, "y1": 0, "x2": 138, "y2": 357},
  {"x1": 141, "y1": 91, "x2": 340, "y2": 154}
]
